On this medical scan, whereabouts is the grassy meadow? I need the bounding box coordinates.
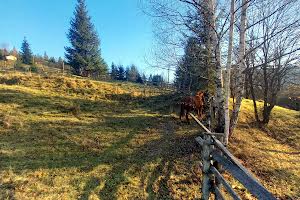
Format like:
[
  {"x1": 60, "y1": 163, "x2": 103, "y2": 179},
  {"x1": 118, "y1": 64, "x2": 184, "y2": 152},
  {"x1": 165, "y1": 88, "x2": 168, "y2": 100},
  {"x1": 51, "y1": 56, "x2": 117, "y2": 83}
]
[{"x1": 0, "y1": 71, "x2": 299, "y2": 199}]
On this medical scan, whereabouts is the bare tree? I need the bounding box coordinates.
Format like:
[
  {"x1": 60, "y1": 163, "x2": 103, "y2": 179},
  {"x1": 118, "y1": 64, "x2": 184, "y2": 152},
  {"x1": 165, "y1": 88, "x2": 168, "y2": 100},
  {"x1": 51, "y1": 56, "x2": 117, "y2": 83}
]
[
  {"x1": 229, "y1": 0, "x2": 249, "y2": 135},
  {"x1": 242, "y1": 0, "x2": 300, "y2": 125},
  {"x1": 224, "y1": 0, "x2": 235, "y2": 144},
  {"x1": 142, "y1": 0, "x2": 300, "y2": 141}
]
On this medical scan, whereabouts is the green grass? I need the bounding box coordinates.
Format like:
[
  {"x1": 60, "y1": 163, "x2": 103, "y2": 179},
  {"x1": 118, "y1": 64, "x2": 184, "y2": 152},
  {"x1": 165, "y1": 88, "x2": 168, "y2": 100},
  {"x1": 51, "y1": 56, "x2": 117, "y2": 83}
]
[{"x1": 0, "y1": 71, "x2": 299, "y2": 199}]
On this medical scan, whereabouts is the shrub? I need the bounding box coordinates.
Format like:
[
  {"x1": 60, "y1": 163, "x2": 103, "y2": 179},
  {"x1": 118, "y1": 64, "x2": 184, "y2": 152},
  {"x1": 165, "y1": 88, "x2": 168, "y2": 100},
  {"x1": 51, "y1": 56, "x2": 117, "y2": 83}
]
[
  {"x1": 0, "y1": 76, "x2": 21, "y2": 85},
  {"x1": 29, "y1": 65, "x2": 38, "y2": 73},
  {"x1": 14, "y1": 62, "x2": 29, "y2": 72}
]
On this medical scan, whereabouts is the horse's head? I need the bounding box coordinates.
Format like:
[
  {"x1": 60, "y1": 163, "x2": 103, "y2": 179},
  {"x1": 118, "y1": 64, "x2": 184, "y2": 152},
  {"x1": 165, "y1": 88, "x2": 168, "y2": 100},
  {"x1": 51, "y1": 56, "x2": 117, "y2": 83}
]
[
  {"x1": 195, "y1": 91, "x2": 204, "y2": 98},
  {"x1": 194, "y1": 91, "x2": 205, "y2": 108}
]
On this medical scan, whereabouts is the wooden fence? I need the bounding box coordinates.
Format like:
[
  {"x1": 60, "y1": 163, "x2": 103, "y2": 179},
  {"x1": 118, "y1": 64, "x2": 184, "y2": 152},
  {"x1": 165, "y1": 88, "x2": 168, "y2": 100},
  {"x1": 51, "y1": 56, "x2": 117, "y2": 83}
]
[{"x1": 189, "y1": 113, "x2": 276, "y2": 200}]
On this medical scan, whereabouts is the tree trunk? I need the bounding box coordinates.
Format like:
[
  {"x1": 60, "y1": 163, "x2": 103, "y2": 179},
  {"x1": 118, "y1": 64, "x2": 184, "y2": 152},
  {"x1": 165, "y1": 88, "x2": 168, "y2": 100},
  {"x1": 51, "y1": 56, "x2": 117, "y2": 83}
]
[
  {"x1": 249, "y1": 69, "x2": 260, "y2": 123},
  {"x1": 229, "y1": 0, "x2": 248, "y2": 136},
  {"x1": 205, "y1": 0, "x2": 225, "y2": 134},
  {"x1": 224, "y1": 0, "x2": 235, "y2": 144}
]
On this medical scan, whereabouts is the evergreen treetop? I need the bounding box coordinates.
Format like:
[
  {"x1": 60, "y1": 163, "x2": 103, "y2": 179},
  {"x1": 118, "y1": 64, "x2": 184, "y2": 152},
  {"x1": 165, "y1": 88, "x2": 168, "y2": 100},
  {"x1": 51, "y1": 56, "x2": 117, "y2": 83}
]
[
  {"x1": 65, "y1": 0, "x2": 107, "y2": 77},
  {"x1": 111, "y1": 62, "x2": 118, "y2": 80},
  {"x1": 20, "y1": 37, "x2": 33, "y2": 65}
]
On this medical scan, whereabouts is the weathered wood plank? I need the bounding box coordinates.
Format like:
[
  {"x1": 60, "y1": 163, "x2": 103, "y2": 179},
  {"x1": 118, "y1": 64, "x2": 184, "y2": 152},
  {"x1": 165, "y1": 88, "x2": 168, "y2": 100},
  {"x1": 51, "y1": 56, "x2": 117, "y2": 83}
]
[
  {"x1": 214, "y1": 186, "x2": 225, "y2": 200},
  {"x1": 195, "y1": 136, "x2": 204, "y2": 146},
  {"x1": 201, "y1": 135, "x2": 212, "y2": 200},
  {"x1": 211, "y1": 151, "x2": 276, "y2": 200},
  {"x1": 213, "y1": 138, "x2": 246, "y2": 169},
  {"x1": 189, "y1": 111, "x2": 275, "y2": 199},
  {"x1": 211, "y1": 166, "x2": 242, "y2": 200},
  {"x1": 189, "y1": 113, "x2": 211, "y2": 133}
]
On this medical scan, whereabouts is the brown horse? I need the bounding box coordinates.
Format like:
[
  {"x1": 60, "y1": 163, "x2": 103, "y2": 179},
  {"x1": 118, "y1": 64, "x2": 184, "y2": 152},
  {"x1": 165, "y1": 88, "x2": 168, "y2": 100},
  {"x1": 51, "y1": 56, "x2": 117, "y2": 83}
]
[{"x1": 179, "y1": 91, "x2": 205, "y2": 123}]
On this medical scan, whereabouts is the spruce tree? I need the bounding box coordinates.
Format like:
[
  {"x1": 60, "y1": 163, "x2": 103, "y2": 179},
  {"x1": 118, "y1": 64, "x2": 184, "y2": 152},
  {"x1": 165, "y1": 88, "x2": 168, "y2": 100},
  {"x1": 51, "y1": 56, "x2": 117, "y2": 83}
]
[
  {"x1": 110, "y1": 62, "x2": 118, "y2": 80},
  {"x1": 43, "y1": 52, "x2": 49, "y2": 61},
  {"x1": 128, "y1": 65, "x2": 138, "y2": 82},
  {"x1": 117, "y1": 66, "x2": 125, "y2": 80},
  {"x1": 142, "y1": 74, "x2": 147, "y2": 83},
  {"x1": 136, "y1": 73, "x2": 143, "y2": 84},
  {"x1": 125, "y1": 67, "x2": 130, "y2": 81},
  {"x1": 20, "y1": 37, "x2": 33, "y2": 65},
  {"x1": 65, "y1": 0, "x2": 107, "y2": 76},
  {"x1": 175, "y1": 37, "x2": 208, "y2": 92}
]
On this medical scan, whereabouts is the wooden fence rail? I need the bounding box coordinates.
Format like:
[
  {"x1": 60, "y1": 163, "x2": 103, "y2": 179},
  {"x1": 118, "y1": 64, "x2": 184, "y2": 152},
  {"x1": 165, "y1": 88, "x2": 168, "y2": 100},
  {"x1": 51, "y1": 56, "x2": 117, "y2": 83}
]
[{"x1": 189, "y1": 113, "x2": 276, "y2": 200}]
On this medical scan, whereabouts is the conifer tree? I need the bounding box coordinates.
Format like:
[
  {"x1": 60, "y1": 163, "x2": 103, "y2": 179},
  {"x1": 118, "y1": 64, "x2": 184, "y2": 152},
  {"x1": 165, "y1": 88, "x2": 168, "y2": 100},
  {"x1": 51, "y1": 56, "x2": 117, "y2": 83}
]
[
  {"x1": 111, "y1": 62, "x2": 118, "y2": 80},
  {"x1": 125, "y1": 67, "x2": 130, "y2": 81},
  {"x1": 43, "y1": 52, "x2": 49, "y2": 61},
  {"x1": 65, "y1": 0, "x2": 107, "y2": 76},
  {"x1": 128, "y1": 64, "x2": 138, "y2": 82},
  {"x1": 117, "y1": 65, "x2": 125, "y2": 80},
  {"x1": 136, "y1": 73, "x2": 143, "y2": 84},
  {"x1": 142, "y1": 74, "x2": 147, "y2": 83},
  {"x1": 20, "y1": 37, "x2": 33, "y2": 65},
  {"x1": 175, "y1": 37, "x2": 208, "y2": 93}
]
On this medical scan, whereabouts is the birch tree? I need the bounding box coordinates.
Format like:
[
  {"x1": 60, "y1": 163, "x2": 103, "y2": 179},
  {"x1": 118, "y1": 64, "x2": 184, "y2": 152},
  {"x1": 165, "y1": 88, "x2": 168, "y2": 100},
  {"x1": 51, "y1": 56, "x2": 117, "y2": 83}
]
[
  {"x1": 245, "y1": 0, "x2": 300, "y2": 124},
  {"x1": 229, "y1": 0, "x2": 248, "y2": 135},
  {"x1": 224, "y1": 0, "x2": 235, "y2": 144}
]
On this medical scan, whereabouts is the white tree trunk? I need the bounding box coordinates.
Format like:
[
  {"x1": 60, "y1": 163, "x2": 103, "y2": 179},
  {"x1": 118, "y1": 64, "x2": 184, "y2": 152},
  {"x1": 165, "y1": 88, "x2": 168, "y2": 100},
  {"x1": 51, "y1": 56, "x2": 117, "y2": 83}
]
[
  {"x1": 224, "y1": 0, "x2": 235, "y2": 144},
  {"x1": 211, "y1": 0, "x2": 225, "y2": 136},
  {"x1": 229, "y1": 0, "x2": 248, "y2": 135},
  {"x1": 203, "y1": 0, "x2": 225, "y2": 135}
]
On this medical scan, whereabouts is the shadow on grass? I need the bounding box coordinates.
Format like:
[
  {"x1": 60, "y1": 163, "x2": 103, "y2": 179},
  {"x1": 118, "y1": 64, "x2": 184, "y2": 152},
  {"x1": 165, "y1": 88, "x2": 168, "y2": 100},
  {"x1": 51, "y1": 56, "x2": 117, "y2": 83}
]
[
  {"x1": 259, "y1": 148, "x2": 300, "y2": 155},
  {"x1": 0, "y1": 88, "x2": 201, "y2": 199},
  {"x1": 79, "y1": 177, "x2": 101, "y2": 200},
  {"x1": 257, "y1": 168, "x2": 300, "y2": 199}
]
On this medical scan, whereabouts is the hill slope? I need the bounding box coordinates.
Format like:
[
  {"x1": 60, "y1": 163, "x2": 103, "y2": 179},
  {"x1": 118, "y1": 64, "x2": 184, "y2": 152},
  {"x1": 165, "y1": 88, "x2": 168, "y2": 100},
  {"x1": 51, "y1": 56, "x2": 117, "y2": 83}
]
[{"x1": 0, "y1": 71, "x2": 299, "y2": 199}]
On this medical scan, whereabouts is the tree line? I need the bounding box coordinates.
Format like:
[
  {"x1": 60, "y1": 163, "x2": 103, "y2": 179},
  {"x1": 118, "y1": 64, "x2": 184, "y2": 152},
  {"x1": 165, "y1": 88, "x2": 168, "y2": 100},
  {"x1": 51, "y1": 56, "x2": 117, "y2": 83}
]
[
  {"x1": 0, "y1": 38, "x2": 67, "y2": 71},
  {"x1": 110, "y1": 62, "x2": 165, "y2": 86}
]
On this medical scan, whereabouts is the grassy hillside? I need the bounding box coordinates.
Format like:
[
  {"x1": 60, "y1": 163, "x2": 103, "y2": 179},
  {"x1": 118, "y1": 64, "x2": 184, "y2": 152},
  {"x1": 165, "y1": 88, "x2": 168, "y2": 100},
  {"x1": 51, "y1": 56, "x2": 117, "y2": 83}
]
[{"x1": 0, "y1": 71, "x2": 299, "y2": 199}]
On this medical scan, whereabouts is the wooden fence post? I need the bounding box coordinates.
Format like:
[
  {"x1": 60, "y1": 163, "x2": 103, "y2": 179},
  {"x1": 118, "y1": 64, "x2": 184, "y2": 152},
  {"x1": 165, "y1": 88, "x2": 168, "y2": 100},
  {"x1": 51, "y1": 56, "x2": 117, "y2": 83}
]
[
  {"x1": 214, "y1": 135, "x2": 224, "y2": 196},
  {"x1": 202, "y1": 134, "x2": 212, "y2": 200}
]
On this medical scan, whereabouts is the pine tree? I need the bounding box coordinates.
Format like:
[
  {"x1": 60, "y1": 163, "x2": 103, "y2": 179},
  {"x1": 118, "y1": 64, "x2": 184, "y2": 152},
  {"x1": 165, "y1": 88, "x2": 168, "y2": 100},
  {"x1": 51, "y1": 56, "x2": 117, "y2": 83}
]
[
  {"x1": 128, "y1": 64, "x2": 138, "y2": 82},
  {"x1": 117, "y1": 65, "x2": 125, "y2": 80},
  {"x1": 110, "y1": 62, "x2": 118, "y2": 80},
  {"x1": 152, "y1": 75, "x2": 164, "y2": 86},
  {"x1": 0, "y1": 49, "x2": 6, "y2": 60},
  {"x1": 20, "y1": 37, "x2": 33, "y2": 65},
  {"x1": 142, "y1": 74, "x2": 147, "y2": 83},
  {"x1": 65, "y1": 0, "x2": 107, "y2": 76},
  {"x1": 136, "y1": 73, "x2": 143, "y2": 84},
  {"x1": 43, "y1": 52, "x2": 49, "y2": 61},
  {"x1": 149, "y1": 74, "x2": 153, "y2": 83},
  {"x1": 175, "y1": 37, "x2": 208, "y2": 93},
  {"x1": 125, "y1": 67, "x2": 130, "y2": 81},
  {"x1": 58, "y1": 57, "x2": 63, "y2": 64},
  {"x1": 49, "y1": 57, "x2": 56, "y2": 63}
]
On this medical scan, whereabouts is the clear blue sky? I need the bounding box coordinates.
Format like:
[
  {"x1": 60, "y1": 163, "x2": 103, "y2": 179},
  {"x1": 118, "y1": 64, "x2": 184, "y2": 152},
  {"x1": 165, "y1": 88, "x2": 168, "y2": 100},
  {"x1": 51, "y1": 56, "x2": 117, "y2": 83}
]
[{"x1": 0, "y1": 0, "x2": 162, "y2": 76}]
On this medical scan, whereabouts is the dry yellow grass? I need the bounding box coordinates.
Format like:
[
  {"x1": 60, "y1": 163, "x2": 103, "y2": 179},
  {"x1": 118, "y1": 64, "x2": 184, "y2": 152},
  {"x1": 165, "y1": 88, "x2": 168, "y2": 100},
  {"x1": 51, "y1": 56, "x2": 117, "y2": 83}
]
[
  {"x1": 228, "y1": 99, "x2": 300, "y2": 199},
  {"x1": 0, "y1": 71, "x2": 299, "y2": 199}
]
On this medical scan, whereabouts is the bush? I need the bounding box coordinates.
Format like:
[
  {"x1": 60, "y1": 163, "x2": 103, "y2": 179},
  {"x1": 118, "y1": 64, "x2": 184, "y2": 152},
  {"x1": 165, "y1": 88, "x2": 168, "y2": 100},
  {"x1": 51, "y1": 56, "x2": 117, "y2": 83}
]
[
  {"x1": 0, "y1": 76, "x2": 21, "y2": 85},
  {"x1": 29, "y1": 65, "x2": 38, "y2": 73},
  {"x1": 14, "y1": 61, "x2": 28, "y2": 72}
]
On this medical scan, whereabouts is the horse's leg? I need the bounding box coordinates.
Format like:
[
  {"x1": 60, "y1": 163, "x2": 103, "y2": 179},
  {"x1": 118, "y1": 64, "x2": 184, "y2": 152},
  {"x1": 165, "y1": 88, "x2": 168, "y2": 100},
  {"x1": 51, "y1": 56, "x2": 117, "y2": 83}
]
[
  {"x1": 197, "y1": 108, "x2": 200, "y2": 118},
  {"x1": 180, "y1": 104, "x2": 184, "y2": 121},
  {"x1": 186, "y1": 107, "x2": 190, "y2": 124},
  {"x1": 199, "y1": 106, "x2": 203, "y2": 120}
]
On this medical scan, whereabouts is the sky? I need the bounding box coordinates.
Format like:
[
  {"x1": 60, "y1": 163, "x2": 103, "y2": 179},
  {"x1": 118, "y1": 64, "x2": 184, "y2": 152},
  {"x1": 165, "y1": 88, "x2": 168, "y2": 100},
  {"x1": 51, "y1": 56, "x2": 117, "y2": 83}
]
[{"x1": 0, "y1": 0, "x2": 164, "y2": 77}]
